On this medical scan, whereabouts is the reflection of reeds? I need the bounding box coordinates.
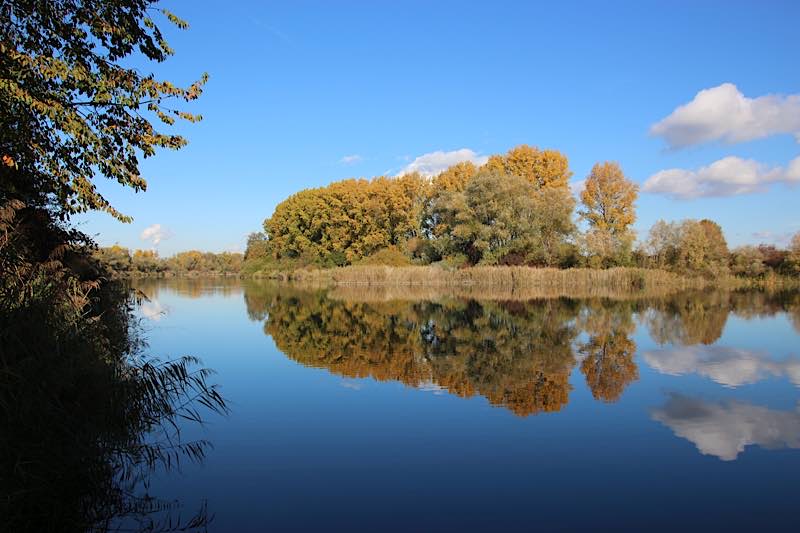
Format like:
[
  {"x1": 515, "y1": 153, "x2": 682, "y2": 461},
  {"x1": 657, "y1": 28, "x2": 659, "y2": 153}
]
[
  {"x1": 326, "y1": 283, "x2": 678, "y2": 302},
  {"x1": 131, "y1": 276, "x2": 244, "y2": 299},
  {"x1": 1, "y1": 280, "x2": 228, "y2": 531},
  {"x1": 279, "y1": 266, "x2": 709, "y2": 296}
]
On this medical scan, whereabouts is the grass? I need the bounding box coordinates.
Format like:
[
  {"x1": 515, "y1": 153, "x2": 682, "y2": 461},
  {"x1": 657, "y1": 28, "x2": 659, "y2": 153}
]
[{"x1": 250, "y1": 264, "x2": 800, "y2": 297}]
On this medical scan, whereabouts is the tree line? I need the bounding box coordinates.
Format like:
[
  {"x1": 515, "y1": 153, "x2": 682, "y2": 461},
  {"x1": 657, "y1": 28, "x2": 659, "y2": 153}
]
[
  {"x1": 95, "y1": 245, "x2": 243, "y2": 275},
  {"x1": 246, "y1": 145, "x2": 800, "y2": 278}
]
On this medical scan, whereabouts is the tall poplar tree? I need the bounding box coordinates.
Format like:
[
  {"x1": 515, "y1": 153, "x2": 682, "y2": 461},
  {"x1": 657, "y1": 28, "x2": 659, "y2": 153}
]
[{"x1": 579, "y1": 161, "x2": 638, "y2": 266}]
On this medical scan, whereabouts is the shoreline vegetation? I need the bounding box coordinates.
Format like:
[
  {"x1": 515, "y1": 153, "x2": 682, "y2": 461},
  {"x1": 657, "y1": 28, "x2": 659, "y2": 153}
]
[
  {"x1": 233, "y1": 146, "x2": 800, "y2": 292},
  {"x1": 120, "y1": 263, "x2": 800, "y2": 299},
  {"x1": 2, "y1": 4, "x2": 228, "y2": 529},
  {"x1": 95, "y1": 145, "x2": 800, "y2": 290}
]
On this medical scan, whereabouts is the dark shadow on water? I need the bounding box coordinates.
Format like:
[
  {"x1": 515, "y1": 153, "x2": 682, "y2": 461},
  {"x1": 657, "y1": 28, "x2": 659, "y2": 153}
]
[{"x1": 0, "y1": 286, "x2": 227, "y2": 532}]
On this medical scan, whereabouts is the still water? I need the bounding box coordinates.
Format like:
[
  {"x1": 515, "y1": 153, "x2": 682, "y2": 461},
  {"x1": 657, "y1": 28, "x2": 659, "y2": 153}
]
[{"x1": 134, "y1": 278, "x2": 800, "y2": 531}]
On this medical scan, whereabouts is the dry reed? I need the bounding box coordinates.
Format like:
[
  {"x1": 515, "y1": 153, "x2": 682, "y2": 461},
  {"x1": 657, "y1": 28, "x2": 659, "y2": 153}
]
[{"x1": 278, "y1": 266, "x2": 708, "y2": 295}]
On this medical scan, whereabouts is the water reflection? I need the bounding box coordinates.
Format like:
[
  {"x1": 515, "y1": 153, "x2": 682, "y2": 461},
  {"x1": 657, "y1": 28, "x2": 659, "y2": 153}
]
[
  {"x1": 244, "y1": 283, "x2": 800, "y2": 423},
  {"x1": 644, "y1": 346, "x2": 800, "y2": 387},
  {"x1": 652, "y1": 394, "x2": 800, "y2": 461},
  {"x1": 0, "y1": 290, "x2": 227, "y2": 532},
  {"x1": 248, "y1": 285, "x2": 643, "y2": 416},
  {"x1": 641, "y1": 291, "x2": 730, "y2": 345},
  {"x1": 140, "y1": 298, "x2": 168, "y2": 321},
  {"x1": 102, "y1": 279, "x2": 800, "y2": 529},
  {"x1": 577, "y1": 301, "x2": 639, "y2": 402},
  {"x1": 135, "y1": 276, "x2": 243, "y2": 300}
]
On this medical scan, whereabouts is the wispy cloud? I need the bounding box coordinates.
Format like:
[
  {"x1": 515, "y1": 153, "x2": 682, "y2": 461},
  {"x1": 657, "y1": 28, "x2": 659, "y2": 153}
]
[
  {"x1": 140, "y1": 223, "x2": 172, "y2": 247},
  {"x1": 339, "y1": 154, "x2": 363, "y2": 165},
  {"x1": 652, "y1": 394, "x2": 800, "y2": 461},
  {"x1": 651, "y1": 83, "x2": 800, "y2": 149},
  {"x1": 397, "y1": 148, "x2": 488, "y2": 178},
  {"x1": 751, "y1": 230, "x2": 795, "y2": 245},
  {"x1": 643, "y1": 155, "x2": 800, "y2": 199}
]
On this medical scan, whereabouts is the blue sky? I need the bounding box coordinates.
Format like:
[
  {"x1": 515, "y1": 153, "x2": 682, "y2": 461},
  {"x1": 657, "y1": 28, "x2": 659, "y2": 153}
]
[{"x1": 78, "y1": 0, "x2": 800, "y2": 255}]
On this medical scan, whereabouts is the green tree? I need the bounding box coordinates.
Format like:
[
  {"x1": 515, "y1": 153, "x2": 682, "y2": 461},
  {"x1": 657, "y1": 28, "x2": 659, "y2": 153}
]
[
  {"x1": 730, "y1": 246, "x2": 766, "y2": 277},
  {"x1": 676, "y1": 219, "x2": 729, "y2": 276},
  {"x1": 2, "y1": 1, "x2": 205, "y2": 222},
  {"x1": 245, "y1": 232, "x2": 270, "y2": 261},
  {"x1": 644, "y1": 219, "x2": 682, "y2": 268},
  {"x1": 642, "y1": 219, "x2": 730, "y2": 275},
  {"x1": 427, "y1": 170, "x2": 574, "y2": 265},
  {"x1": 785, "y1": 232, "x2": 800, "y2": 276}
]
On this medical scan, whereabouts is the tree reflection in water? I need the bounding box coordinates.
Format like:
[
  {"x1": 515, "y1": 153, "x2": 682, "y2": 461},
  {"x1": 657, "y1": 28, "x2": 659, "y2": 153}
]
[
  {"x1": 578, "y1": 301, "x2": 639, "y2": 402},
  {"x1": 247, "y1": 284, "x2": 636, "y2": 416},
  {"x1": 245, "y1": 283, "x2": 800, "y2": 418}
]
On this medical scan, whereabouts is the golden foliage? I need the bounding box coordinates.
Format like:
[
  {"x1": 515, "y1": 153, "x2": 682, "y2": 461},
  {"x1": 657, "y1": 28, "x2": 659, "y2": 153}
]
[
  {"x1": 431, "y1": 161, "x2": 478, "y2": 193},
  {"x1": 579, "y1": 162, "x2": 638, "y2": 266},
  {"x1": 580, "y1": 162, "x2": 638, "y2": 233},
  {"x1": 265, "y1": 173, "x2": 430, "y2": 265},
  {"x1": 484, "y1": 145, "x2": 572, "y2": 190}
]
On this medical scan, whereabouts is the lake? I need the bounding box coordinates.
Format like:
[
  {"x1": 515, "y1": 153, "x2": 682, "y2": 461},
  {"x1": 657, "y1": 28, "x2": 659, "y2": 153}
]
[{"x1": 132, "y1": 278, "x2": 800, "y2": 531}]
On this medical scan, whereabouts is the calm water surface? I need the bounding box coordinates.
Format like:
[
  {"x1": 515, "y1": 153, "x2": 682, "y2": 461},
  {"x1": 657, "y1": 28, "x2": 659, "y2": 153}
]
[{"x1": 134, "y1": 278, "x2": 800, "y2": 531}]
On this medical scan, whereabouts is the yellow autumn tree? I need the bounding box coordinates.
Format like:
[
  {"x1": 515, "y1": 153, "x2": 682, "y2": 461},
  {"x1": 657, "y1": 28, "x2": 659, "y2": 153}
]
[
  {"x1": 431, "y1": 161, "x2": 478, "y2": 193},
  {"x1": 484, "y1": 144, "x2": 572, "y2": 190},
  {"x1": 579, "y1": 161, "x2": 638, "y2": 266},
  {"x1": 264, "y1": 173, "x2": 430, "y2": 266}
]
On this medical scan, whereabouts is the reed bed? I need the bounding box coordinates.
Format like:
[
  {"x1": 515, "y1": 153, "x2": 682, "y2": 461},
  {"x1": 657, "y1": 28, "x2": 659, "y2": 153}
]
[{"x1": 279, "y1": 265, "x2": 711, "y2": 295}]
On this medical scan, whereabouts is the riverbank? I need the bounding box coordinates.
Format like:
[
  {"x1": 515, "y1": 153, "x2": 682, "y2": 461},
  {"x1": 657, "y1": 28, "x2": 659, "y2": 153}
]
[
  {"x1": 251, "y1": 265, "x2": 710, "y2": 293},
  {"x1": 255, "y1": 265, "x2": 800, "y2": 295},
  {"x1": 118, "y1": 265, "x2": 799, "y2": 296}
]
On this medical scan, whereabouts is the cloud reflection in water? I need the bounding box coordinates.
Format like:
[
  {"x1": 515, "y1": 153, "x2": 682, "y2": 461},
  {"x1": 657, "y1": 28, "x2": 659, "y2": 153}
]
[
  {"x1": 652, "y1": 394, "x2": 800, "y2": 461},
  {"x1": 643, "y1": 345, "x2": 800, "y2": 387}
]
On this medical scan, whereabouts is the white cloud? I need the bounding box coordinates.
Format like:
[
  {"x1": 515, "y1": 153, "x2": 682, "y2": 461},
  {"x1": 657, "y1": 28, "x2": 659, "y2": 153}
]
[
  {"x1": 339, "y1": 154, "x2": 363, "y2": 165},
  {"x1": 643, "y1": 155, "x2": 800, "y2": 199},
  {"x1": 651, "y1": 83, "x2": 800, "y2": 148},
  {"x1": 397, "y1": 148, "x2": 488, "y2": 178},
  {"x1": 643, "y1": 345, "x2": 800, "y2": 388},
  {"x1": 651, "y1": 394, "x2": 800, "y2": 461},
  {"x1": 140, "y1": 223, "x2": 172, "y2": 247}
]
